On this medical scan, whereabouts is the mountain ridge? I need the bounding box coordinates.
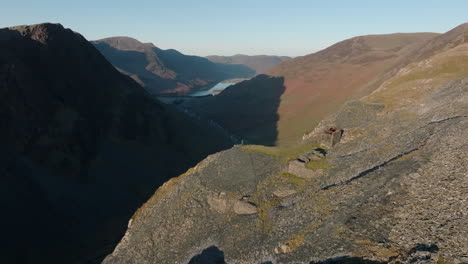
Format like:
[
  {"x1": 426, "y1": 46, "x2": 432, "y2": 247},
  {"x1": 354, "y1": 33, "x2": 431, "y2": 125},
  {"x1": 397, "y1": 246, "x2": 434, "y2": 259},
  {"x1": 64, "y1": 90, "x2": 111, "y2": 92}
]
[{"x1": 93, "y1": 36, "x2": 255, "y2": 95}]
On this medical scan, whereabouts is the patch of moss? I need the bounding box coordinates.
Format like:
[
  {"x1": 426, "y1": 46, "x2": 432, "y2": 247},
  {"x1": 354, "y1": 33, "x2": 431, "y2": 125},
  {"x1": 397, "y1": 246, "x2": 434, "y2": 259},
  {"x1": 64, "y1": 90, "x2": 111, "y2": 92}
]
[
  {"x1": 436, "y1": 257, "x2": 452, "y2": 264},
  {"x1": 241, "y1": 142, "x2": 325, "y2": 163},
  {"x1": 306, "y1": 158, "x2": 331, "y2": 170},
  {"x1": 280, "y1": 172, "x2": 308, "y2": 187},
  {"x1": 240, "y1": 145, "x2": 281, "y2": 158},
  {"x1": 278, "y1": 221, "x2": 323, "y2": 254},
  {"x1": 353, "y1": 239, "x2": 400, "y2": 259},
  {"x1": 282, "y1": 233, "x2": 305, "y2": 252},
  {"x1": 278, "y1": 142, "x2": 325, "y2": 161},
  {"x1": 312, "y1": 194, "x2": 334, "y2": 220},
  {"x1": 255, "y1": 197, "x2": 282, "y2": 231},
  {"x1": 335, "y1": 226, "x2": 347, "y2": 236}
]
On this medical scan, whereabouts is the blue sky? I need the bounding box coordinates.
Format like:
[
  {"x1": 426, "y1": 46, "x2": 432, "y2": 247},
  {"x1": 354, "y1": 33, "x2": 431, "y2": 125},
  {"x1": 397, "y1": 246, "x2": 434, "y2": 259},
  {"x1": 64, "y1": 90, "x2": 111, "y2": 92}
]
[{"x1": 2, "y1": 0, "x2": 468, "y2": 57}]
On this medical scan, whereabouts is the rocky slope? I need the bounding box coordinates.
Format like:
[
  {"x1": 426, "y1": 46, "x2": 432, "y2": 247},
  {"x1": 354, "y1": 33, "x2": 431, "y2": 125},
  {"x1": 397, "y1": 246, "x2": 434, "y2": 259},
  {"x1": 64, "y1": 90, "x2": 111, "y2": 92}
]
[
  {"x1": 93, "y1": 37, "x2": 255, "y2": 95},
  {"x1": 206, "y1": 54, "x2": 290, "y2": 74},
  {"x1": 0, "y1": 23, "x2": 232, "y2": 264},
  {"x1": 103, "y1": 26, "x2": 468, "y2": 264}
]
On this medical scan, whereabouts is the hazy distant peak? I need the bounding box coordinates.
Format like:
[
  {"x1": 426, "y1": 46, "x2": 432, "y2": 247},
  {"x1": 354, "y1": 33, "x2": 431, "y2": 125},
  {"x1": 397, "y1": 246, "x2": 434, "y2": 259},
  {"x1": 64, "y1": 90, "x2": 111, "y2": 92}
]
[
  {"x1": 206, "y1": 54, "x2": 290, "y2": 74},
  {"x1": 410, "y1": 22, "x2": 468, "y2": 61}
]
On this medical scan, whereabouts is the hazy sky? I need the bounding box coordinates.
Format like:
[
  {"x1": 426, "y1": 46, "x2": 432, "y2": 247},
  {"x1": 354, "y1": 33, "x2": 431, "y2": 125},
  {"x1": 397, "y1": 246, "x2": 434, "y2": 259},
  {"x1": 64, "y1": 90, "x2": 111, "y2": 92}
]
[{"x1": 2, "y1": 0, "x2": 467, "y2": 57}]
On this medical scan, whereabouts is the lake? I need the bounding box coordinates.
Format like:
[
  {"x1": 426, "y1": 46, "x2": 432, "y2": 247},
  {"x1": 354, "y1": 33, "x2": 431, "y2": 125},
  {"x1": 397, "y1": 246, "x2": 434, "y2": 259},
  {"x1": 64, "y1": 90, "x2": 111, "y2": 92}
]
[{"x1": 189, "y1": 82, "x2": 235, "y2": 97}]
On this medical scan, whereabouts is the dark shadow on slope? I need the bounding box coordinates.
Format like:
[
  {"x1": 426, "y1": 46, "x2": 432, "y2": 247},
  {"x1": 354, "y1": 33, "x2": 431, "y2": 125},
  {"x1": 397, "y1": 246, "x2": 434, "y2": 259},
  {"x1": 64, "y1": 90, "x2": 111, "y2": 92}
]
[
  {"x1": 182, "y1": 74, "x2": 286, "y2": 146},
  {"x1": 154, "y1": 47, "x2": 255, "y2": 81},
  {"x1": 188, "y1": 246, "x2": 226, "y2": 264},
  {"x1": 0, "y1": 25, "x2": 232, "y2": 264},
  {"x1": 93, "y1": 42, "x2": 177, "y2": 93},
  {"x1": 408, "y1": 243, "x2": 439, "y2": 254}
]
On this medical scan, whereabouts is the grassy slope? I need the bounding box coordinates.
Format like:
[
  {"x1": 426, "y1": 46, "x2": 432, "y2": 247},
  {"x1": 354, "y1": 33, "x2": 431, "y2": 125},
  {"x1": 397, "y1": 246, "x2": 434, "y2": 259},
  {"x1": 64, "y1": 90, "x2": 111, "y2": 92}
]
[{"x1": 364, "y1": 24, "x2": 468, "y2": 109}]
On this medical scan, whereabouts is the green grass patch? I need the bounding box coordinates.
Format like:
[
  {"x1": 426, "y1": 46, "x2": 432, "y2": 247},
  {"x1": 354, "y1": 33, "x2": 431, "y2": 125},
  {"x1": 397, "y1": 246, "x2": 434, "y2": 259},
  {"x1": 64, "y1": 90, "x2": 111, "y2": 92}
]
[
  {"x1": 386, "y1": 55, "x2": 468, "y2": 89},
  {"x1": 305, "y1": 158, "x2": 331, "y2": 169},
  {"x1": 241, "y1": 142, "x2": 325, "y2": 163},
  {"x1": 280, "y1": 172, "x2": 308, "y2": 187},
  {"x1": 240, "y1": 145, "x2": 282, "y2": 158}
]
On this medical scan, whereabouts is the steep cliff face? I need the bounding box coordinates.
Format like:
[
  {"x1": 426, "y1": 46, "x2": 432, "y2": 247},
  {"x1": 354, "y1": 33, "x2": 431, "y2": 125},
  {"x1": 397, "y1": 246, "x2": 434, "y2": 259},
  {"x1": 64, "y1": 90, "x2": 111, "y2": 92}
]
[
  {"x1": 93, "y1": 37, "x2": 255, "y2": 95},
  {"x1": 0, "y1": 23, "x2": 231, "y2": 264},
  {"x1": 103, "y1": 26, "x2": 468, "y2": 264}
]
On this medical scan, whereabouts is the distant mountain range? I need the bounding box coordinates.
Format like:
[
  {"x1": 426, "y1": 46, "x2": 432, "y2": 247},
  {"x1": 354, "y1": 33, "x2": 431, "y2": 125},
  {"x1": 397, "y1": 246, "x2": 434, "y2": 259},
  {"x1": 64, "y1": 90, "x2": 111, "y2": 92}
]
[
  {"x1": 93, "y1": 37, "x2": 255, "y2": 95},
  {"x1": 0, "y1": 23, "x2": 231, "y2": 264},
  {"x1": 206, "y1": 54, "x2": 290, "y2": 74}
]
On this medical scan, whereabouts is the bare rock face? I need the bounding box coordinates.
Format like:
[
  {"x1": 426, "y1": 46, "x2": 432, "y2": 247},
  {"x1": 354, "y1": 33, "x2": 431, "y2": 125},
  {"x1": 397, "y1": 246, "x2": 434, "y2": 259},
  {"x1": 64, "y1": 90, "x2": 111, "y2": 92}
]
[
  {"x1": 207, "y1": 194, "x2": 258, "y2": 215},
  {"x1": 233, "y1": 201, "x2": 258, "y2": 215},
  {"x1": 287, "y1": 160, "x2": 324, "y2": 179},
  {"x1": 207, "y1": 196, "x2": 229, "y2": 214},
  {"x1": 272, "y1": 186, "x2": 297, "y2": 198}
]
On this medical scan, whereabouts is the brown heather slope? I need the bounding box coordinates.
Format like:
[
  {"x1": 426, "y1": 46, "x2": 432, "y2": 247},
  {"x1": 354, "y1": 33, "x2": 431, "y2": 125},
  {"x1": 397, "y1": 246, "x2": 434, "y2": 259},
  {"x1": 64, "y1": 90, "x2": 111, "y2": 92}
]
[
  {"x1": 93, "y1": 37, "x2": 255, "y2": 95},
  {"x1": 206, "y1": 54, "x2": 290, "y2": 74},
  {"x1": 0, "y1": 23, "x2": 231, "y2": 264},
  {"x1": 267, "y1": 32, "x2": 439, "y2": 146}
]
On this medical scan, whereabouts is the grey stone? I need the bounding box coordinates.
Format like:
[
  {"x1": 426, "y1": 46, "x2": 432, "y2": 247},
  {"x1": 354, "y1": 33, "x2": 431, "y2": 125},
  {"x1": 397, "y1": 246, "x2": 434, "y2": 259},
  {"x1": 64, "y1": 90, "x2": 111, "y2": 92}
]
[{"x1": 233, "y1": 201, "x2": 258, "y2": 215}]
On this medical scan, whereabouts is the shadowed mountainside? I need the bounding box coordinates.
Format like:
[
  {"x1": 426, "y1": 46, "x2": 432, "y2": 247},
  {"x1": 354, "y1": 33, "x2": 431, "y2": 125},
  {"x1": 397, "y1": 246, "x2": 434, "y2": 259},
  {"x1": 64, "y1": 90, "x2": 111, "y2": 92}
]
[
  {"x1": 93, "y1": 37, "x2": 255, "y2": 95},
  {"x1": 206, "y1": 54, "x2": 290, "y2": 74},
  {"x1": 103, "y1": 24, "x2": 468, "y2": 264},
  {"x1": 0, "y1": 23, "x2": 232, "y2": 264},
  {"x1": 182, "y1": 74, "x2": 285, "y2": 146}
]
